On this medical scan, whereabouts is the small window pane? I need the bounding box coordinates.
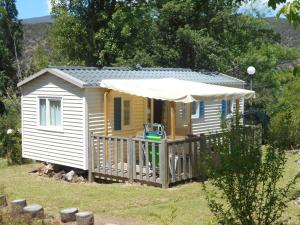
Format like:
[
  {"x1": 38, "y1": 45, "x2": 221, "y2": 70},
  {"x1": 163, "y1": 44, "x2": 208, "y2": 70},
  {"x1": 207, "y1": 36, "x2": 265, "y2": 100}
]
[
  {"x1": 124, "y1": 100, "x2": 130, "y2": 126},
  {"x1": 192, "y1": 102, "x2": 198, "y2": 116},
  {"x1": 39, "y1": 99, "x2": 46, "y2": 126},
  {"x1": 50, "y1": 100, "x2": 61, "y2": 126},
  {"x1": 226, "y1": 99, "x2": 232, "y2": 114}
]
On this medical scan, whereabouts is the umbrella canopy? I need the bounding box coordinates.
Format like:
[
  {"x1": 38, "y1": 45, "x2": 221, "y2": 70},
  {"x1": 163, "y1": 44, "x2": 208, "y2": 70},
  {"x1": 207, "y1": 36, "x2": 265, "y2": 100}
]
[{"x1": 100, "y1": 78, "x2": 255, "y2": 103}]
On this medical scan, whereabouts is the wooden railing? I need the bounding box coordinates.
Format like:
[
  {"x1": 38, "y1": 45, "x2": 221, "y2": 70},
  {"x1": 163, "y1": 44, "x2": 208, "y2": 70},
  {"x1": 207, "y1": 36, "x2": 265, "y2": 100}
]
[
  {"x1": 88, "y1": 133, "x2": 207, "y2": 188},
  {"x1": 88, "y1": 125, "x2": 261, "y2": 188}
]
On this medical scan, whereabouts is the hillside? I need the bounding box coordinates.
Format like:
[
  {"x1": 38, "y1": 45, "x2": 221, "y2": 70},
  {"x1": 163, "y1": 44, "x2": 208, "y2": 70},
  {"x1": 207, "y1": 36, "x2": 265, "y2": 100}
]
[
  {"x1": 19, "y1": 16, "x2": 300, "y2": 74},
  {"x1": 20, "y1": 16, "x2": 52, "y2": 73},
  {"x1": 265, "y1": 17, "x2": 300, "y2": 49}
]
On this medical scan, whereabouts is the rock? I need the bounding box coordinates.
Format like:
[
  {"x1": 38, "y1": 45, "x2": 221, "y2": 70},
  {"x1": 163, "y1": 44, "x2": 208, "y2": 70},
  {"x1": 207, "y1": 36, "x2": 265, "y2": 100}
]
[
  {"x1": 0, "y1": 195, "x2": 7, "y2": 208},
  {"x1": 74, "y1": 176, "x2": 87, "y2": 183},
  {"x1": 76, "y1": 211, "x2": 94, "y2": 225},
  {"x1": 23, "y1": 204, "x2": 44, "y2": 218},
  {"x1": 297, "y1": 160, "x2": 300, "y2": 165},
  {"x1": 11, "y1": 199, "x2": 27, "y2": 213},
  {"x1": 60, "y1": 207, "x2": 78, "y2": 223},
  {"x1": 53, "y1": 171, "x2": 65, "y2": 180},
  {"x1": 64, "y1": 170, "x2": 75, "y2": 182},
  {"x1": 295, "y1": 197, "x2": 300, "y2": 205}
]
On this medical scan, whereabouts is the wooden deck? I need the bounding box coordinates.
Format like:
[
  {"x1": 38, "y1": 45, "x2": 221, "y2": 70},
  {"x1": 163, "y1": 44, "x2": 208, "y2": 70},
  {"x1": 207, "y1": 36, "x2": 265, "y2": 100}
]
[{"x1": 88, "y1": 134, "x2": 207, "y2": 188}]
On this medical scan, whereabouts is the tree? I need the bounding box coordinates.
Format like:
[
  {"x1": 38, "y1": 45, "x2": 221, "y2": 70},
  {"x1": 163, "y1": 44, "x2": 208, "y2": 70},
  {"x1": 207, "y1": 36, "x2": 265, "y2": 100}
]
[
  {"x1": 270, "y1": 0, "x2": 300, "y2": 27},
  {"x1": 203, "y1": 123, "x2": 300, "y2": 225},
  {"x1": 50, "y1": 0, "x2": 156, "y2": 66},
  {"x1": 269, "y1": 77, "x2": 300, "y2": 149},
  {"x1": 0, "y1": 0, "x2": 22, "y2": 94}
]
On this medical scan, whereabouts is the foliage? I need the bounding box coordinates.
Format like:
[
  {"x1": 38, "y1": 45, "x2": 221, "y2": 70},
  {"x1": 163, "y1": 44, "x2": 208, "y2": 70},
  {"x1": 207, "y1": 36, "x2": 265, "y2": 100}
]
[
  {"x1": 0, "y1": 0, "x2": 22, "y2": 94},
  {"x1": 0, "y1": 93, "x2": 23, "y2": 165},
  {"x1": 30, "y1": 46, "x2": 50, "y2": 73},
  {"x1": 203, "y1": 123, "x2": 300, "y2": 225},
  {"x1": 275, "y1": 0, "x2": 300, "y2": 27},
  {"x1": 268, "y1": 77, "x2": 300, "y2": 149}
]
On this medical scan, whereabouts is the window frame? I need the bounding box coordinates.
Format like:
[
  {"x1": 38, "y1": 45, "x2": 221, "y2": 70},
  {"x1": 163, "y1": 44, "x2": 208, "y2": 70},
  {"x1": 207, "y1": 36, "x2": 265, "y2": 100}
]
[
  {"x1": 122, "y1": 97, "x2": 132, "y2": 129},
  {"x1": 37, "y1": 96, "x2": 63, "y2": 132},
  {"x1": 221, "y1": 98, "x2": 234, "y2": 118},
  {"x1": 191, "y1": 101, "x2": 205, "y2": 120}
]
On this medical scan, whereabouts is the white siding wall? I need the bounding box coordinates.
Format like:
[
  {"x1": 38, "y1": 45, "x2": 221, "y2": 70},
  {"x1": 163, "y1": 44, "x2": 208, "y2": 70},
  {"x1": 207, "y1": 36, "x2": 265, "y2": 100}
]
[
  {"x1": 191, "y1": 98, "x2": 244, "y2": 135},
  {"x1": 21, "y1": 73, "x2": 87, "y2": 169}
]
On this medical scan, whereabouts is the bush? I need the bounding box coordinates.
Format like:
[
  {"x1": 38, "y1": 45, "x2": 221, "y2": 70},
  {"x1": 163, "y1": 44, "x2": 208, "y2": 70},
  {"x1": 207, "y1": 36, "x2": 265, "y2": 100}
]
[
  {"x1": 0, "y1": 95, "x2": 24, "y2": 165},
  {"x1": 269, "y1": 108, "x2": 300, "y2": 150},
  {"x1": 203, "y1": 123, "x2": 300, "y2": 225},
  {"x1": 268, "y1": 77, "x2": 300, "y2": 150}
]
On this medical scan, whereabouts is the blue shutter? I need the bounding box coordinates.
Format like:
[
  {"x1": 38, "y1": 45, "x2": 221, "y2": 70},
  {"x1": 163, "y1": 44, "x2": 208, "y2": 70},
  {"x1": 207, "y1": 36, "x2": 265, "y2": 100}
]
[
  {"x1": 114, "y1": 97, "x2": 122, "y2": 130},
  {"x1": 199, "y1": 101, "x2": 205, "y2": 119},
  {"x1": 221, "y1": 99, "x2": 226, "y2": 115}
]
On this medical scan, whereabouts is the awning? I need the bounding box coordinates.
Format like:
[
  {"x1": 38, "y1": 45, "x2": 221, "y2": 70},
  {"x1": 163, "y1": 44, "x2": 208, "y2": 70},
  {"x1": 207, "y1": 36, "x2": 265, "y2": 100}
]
[{"x1": 100, "y1": 78, "x2": 255, "y2": 103}]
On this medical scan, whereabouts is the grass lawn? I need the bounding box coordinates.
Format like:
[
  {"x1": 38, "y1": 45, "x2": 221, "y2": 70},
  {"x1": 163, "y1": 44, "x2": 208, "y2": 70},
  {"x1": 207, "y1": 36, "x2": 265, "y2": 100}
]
[{"x1": 0, "y1": 153, "x2": 299, "y2": 225}]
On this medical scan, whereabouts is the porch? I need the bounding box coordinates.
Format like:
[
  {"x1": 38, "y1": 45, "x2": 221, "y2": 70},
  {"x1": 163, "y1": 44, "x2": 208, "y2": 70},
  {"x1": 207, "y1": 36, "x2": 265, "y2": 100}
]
[
  {"x1": 88, "y1": 133, "x2": 214, "y2": 188},
  {"x1": 87, "y1": 78, "x2": 255, "y2": 187}
]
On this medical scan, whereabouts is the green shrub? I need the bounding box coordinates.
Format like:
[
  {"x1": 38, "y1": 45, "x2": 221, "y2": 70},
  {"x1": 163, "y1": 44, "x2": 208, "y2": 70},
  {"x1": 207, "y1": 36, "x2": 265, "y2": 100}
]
[
  {"x1": 268, "y1": 77, "x2": 300, "y2": 150},
  {"x1": 269, "y1": 108, "x2": 300, "y2": 150},
  {"x1": 0, "y1": 95, "x2": 24, "y2": 165},
  {"x1": 203, "y1": 123, "x2": 300, "y2": 225}
]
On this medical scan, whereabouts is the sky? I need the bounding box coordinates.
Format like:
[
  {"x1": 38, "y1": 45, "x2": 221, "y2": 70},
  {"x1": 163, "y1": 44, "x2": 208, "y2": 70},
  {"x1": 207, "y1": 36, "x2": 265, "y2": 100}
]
[
  {"x1": 16, "y1": 0, "x2": 51, "y2": 19},
  {"x1": 16, "y1": 0, "x2": 285, "y2": 19}
]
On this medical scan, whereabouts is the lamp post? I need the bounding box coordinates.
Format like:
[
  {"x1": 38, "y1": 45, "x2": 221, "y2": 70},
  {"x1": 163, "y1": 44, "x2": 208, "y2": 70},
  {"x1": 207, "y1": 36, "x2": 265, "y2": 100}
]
[{"x1": 247, "y1": 66, "x2": 256, "y2": 91}]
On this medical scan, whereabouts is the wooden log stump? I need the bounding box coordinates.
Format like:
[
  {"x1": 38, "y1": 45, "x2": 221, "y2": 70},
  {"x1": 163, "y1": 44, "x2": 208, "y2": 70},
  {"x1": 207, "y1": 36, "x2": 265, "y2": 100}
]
[
  {"x1": 60, "y1": 208, "x2": 78, "y2": 223},
  {"x1": 11, "y1": 199, "x2": 27, "y2": 213},
  {"x1": 0, "y1": 195, "x2": 7, "y2": 208},
  {"x1": 76, "y1": 211, "x2": 94, "y2": 225},
  {"x1": 23, "y1": 204, "x2": 44, "y2": 218}
]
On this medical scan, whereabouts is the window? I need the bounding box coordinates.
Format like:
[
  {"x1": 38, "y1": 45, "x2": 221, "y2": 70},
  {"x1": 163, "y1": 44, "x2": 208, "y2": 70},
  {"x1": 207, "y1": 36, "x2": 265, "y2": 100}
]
[
  {"x1": 38, "y1": 97, "x2": 62, "y2": 129},
  {"x1": 114, "y1": 97, "x2": 131, "y2": 130},
  {"x1": 221, "y1": 99, "x2": 233, "y2": 116},
  {"x1": 50, "y1": 100, "x2": 61, "y2": 126},
  {"x1": 192, "y1": 101, "x2": 205, "y2": 119},
  {"x1": 123, "y1": 100, "x2": 131, "y2": 126}
]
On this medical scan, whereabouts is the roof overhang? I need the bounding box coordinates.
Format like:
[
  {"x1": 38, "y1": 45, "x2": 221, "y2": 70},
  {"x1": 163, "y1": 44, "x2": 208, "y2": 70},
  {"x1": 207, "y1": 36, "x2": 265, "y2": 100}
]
[
  {"x1": 17, "y1": 68, "x2": 86, "y2": 88},
  {"x1": 100, "y1": 78, "x2": 255, "y2": 103}
]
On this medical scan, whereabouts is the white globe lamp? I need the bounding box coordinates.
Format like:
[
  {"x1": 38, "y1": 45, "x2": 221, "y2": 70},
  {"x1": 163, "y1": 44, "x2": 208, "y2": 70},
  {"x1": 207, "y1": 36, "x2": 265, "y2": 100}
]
[{"x1": 247, "y1": 66, "x2": 256, "y2": 76}]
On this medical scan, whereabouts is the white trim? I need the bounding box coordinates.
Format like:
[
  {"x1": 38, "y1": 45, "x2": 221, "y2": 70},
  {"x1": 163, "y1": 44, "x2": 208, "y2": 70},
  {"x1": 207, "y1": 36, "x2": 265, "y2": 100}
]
[
  {"x1": 21, "y1": 94, "x2": 25, "y2": 158},
  {"x1": 17, "y1": 68, "x2": 86, "y2": 88},
  {"x1": 36, "y1": 96, "x2": 64, "y2": 132},
  {"x1": 83, "y1": 89, "x2": 89, "y2": 170}
]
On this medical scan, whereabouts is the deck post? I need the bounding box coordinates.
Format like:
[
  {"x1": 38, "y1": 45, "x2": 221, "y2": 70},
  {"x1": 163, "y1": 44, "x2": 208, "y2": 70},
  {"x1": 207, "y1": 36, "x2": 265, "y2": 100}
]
[
  {"x1": 160, "y1": 139, "x2": 169, "y2": 188},
  {"x1": 104, "y1": 90, "x2": 109, "y2": 136},
  {"x1": 170, "y1": 102, "x2": 176, "y2": 140},
  {"x1": 104, "y1": 90, "x2": 109, "y2": 160},
  {"x1": 88, "y1": 132, "x2": 94, "y2": 182},
  {"x1": 128, "y1": 138, "x2": 134, "y2": 183},
  {"x1": 235, "y1": 98, "x2": 240, "y2": 125},
  {"x1": 199, "y1": 135, "x2": 207, "y2": 177}
]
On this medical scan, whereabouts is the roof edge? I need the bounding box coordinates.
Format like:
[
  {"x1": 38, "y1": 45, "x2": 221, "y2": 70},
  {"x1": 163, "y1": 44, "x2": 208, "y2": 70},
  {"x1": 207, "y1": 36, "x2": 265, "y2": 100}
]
[{"x1": 17, "y1": 68, "x2": 86, "y2": 88}]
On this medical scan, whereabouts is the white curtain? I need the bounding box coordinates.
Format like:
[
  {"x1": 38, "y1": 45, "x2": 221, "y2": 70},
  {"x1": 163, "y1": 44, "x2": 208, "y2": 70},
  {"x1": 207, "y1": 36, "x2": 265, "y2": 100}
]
[
  {"x1": 50, "y1": 100, "x2": 61, "y2": 126},
  {"x1": 39, "y1": 99, "x2": 46, "y2": 126}
]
